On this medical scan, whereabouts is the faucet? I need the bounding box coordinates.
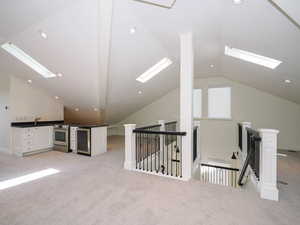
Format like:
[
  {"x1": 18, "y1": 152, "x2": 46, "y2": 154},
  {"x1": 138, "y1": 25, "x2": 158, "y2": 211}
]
[{"x1": 34, "y1": 117, "x2": 42, "y2": 126}]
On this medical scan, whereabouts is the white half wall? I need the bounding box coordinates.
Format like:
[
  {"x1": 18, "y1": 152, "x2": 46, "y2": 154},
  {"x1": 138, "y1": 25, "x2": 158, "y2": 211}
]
[
  {"x1": 120, "y1": 77, "x2": 300, "y2": 160},
  {"x1": 9, "y1": 76, "x2": 64, "y2": 122}
]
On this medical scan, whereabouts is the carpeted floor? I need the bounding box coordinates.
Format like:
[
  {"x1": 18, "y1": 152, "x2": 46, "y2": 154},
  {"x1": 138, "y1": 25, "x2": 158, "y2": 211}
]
[{"x1": 0, "y1": 136, "x2": 299, "y2": 225}]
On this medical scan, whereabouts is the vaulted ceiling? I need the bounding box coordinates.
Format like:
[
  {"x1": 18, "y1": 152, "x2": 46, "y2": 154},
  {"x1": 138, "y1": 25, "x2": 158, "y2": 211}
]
[{"x1": 0, "y1": 0, "x2": 299, "y2": 123}]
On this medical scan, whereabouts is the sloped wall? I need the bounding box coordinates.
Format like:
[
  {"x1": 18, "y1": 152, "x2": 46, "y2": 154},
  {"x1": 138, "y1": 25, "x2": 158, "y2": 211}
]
[
  {"x1": 120, "y1": 77, "x2": 300, "y2": 160},
  {"x1": 9, "y1": 76, "x2": 64, "y2": 122},
  {"x1": 64, "y1": 107, "x2": 104, "y2": 125}
]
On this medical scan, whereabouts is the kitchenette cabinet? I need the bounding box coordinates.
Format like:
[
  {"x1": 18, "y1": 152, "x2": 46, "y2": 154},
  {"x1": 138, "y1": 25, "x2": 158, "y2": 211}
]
[
  {"x1": 11, "y1": 126, "x2": 54, "y2": 156},
  {"x1": 76, "y1": 125, "x2": 107, "y2": 156}
]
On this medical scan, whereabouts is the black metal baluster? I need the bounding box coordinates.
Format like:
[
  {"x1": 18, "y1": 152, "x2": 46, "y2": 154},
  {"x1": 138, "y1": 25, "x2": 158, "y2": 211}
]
[
  {"x1": 158, "y1": 135, "x2": 161, "y2": 173},
  {"x1": 150, "y1": 134, "x2": 153, "y2": 172},
  {"x1": 135, "y1": 134, "x2": 139, "y2": 169},
  {"x1": 171, "y1": 136, "x2": 173, "y2": 177},
  {"x1": 175, "y1": 137, "x2": 178, "y2": 177},
  {"x1": 154, "y1": 135, "x2": 156, "y2": 172},
  {"x1": 143, "y1": 133, "x2": 145, "y2": 171},
  {"x1": 139, "y1": 133, "x2": 141, "y2": 170},
  {"x1": 180, "y1": 136, "x2": 182, "y2": 178},
  {"x1": 167, "y1": 135, "x2": 169, "y2": 175},
  {"x1": 146, "y1": 133, "x2": 149, "y2": 171},
  {"x1": 162, "y1": 135, "x2": 165, "y2": 174}
]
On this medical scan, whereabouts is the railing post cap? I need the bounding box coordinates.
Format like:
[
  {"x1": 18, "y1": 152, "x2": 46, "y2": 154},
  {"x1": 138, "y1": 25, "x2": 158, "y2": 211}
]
[
  {"x1": 241, "y1": 122, "x2": 251, "y2": 126},
  {"x1": 158, "y1": 120, "x2": 165, "y2": 124},
  {"x1": 258, "y1": 129, "x2": 279, "y2": 134},
  {"x1": 194, "y1": 120, "x2": 201, "y2": 126},
  {"x1": 124, "y1": 124, "x2": 136, "y2": 128}
]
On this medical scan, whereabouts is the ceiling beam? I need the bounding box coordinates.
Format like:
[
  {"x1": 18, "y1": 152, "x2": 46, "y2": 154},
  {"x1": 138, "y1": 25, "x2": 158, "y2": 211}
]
[
  {"x1": 269, "y1": 0, "x2": 300, "y2": 30},
  {"x1": 98, "y1": 0, "x2": 114, "y2": 120}
]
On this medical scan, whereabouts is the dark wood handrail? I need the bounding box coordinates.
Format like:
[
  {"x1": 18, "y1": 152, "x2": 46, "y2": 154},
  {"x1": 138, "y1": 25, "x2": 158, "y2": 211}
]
[
  {"x1": 133, "y1": 129, "x2": 186, "y2": 136},
  {"x1": 165, "y1": 121, "x2": 177, "y2": 125},
  {"x1": 238, "y1": 128, "x2": 261, "y2": 186},
  {"x1": 137, "y1": 124, "x2": 162, "y2": 130}
]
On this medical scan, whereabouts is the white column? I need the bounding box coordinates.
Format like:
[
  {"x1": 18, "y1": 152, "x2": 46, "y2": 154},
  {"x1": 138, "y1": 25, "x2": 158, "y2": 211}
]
[
  {"x1": 241, "y1": 122, "x2": 251, "y2": 161},
  {"x1": 180, "y1": 32, "x2": 194, "y2": 181},
  {"x1": 258, "y1": 129, "x2": 279, "y2": 201},
  {"x1": 124, "y1": 124, "x2": 136, "y2": 170}
]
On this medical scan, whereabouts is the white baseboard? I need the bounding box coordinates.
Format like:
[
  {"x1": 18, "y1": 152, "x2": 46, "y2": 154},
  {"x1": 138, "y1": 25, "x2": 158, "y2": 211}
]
[
  {"x1": 0, "y1": 147, "x2": 11, "y2": 155},
  {"x1": 260, "y1": 183, "x2": 279, "y2": 201},
  {"x1": 124, "y1": 161, "x2": 136, "y2": 170}
]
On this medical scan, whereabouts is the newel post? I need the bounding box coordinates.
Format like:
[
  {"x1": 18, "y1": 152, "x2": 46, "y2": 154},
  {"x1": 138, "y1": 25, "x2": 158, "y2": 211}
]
[
  {"x1": 258, "y1": 129, "x2": 279, "y2": 201},
  {"x1": 124, "y1": 124, "x2": 136, "y2": 170},
  {"x1": 158, "y1": 120, "x2": 165, "y2": 162}
]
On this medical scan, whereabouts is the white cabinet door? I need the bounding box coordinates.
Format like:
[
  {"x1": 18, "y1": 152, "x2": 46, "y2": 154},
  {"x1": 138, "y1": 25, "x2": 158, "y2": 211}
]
[{"x1": 32, "y1": 126, "x2": 53, "y2": 150}]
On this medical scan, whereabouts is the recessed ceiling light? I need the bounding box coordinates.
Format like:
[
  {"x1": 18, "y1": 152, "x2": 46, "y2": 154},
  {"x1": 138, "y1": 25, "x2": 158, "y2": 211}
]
[
  {"x1": 39, "y1": 31, "x2": 47, "y2": 39},
  {"x1": 224, "y1": 46, "x2": 282, "y2": 69},
  {"x1": 210, "y1": 64, "x2": 214, "y2": 68},
  {"x1": 138, "y1": 90, "x2": 142, "y2": 94},
  {"x1": 136, "y1": 57, "x2": 172, "y2": 83},
  {"x1": 233, "y1": 0, "x2": 242, "y2": 4},
  {"x1": 57, "y1": 73, "x2": 63, "y2": 77},
  {"x1": 130, "y1": 27, "x2": 136, "y2": 34},
  {"x1": 27, "y1": 79, "x2": 32, "y2": 84},
  {"x1": 1, "y1": 42, "x2": 56, "y2": 78},
  {"x1": 55, "y1": 96, "x2": 59, "y2": 99},
  {"x1": 284, "y1": 79, "x2": 291, "y2": 84}
]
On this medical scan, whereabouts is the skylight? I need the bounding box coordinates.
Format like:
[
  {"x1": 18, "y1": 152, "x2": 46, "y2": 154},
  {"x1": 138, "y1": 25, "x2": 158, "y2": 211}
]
[
  {"x1": 136, "y1": 57, "x2": 172, "y2": 83},
  {"x1": 224, "y1": 46, "x2": 282, "y2": 69},
  {"x1": 0, "y1": 168, "x2": 60, "y2": 190},
  {"x1": 1, "y1": 42, "x2": 56, "y2": 78},
  {"x1": 133, "y1": 0, "x2": 176, "y2": 9}
]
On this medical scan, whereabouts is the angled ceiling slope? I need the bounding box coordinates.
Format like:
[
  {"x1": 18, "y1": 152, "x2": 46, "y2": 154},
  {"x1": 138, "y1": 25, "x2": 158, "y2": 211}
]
[
  {"x1": 270, "y1": 0, "x2": 300, "y2": 28},
  {"x1": 1, "y1": 0, "x2": 300, "y2": 125}
]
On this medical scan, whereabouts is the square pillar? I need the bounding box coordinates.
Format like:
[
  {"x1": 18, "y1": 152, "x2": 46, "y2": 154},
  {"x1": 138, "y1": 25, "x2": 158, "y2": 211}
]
[
  {"x1": 258, "y1": 129, "x2": 279, "y2": 201},
  {"x1": 180, "y1": 32, "x2": 194, "y2": 180},
  {"x1": 124, "y1": 124, "x2": 136, "y2": 170}
]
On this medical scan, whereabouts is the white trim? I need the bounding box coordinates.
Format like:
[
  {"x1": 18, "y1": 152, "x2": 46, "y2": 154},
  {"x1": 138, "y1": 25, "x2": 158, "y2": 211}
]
[
  {"x1": 0, "y1": 147, "x2": 11, "y2": 154},
  {"x1": 131, "y1": 169, "x2": 185, "y2": 181}
]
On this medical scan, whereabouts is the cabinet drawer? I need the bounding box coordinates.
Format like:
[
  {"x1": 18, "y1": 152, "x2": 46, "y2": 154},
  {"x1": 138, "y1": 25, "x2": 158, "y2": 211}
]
[
  {"x1": 23, "y1": 139, "x2": 33, "y2": 147},
  {"x1": 23, "y1": 133, "x2": 34, "y2": 139},
  {"x1": 23, "y1": 145, "x2": 33, "y2": 153},
  {"x1": 23, "y1": 129, "x2": 34, "y2": 138}
]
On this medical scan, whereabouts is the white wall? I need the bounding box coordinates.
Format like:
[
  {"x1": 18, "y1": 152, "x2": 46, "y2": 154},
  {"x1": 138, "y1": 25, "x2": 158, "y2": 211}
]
[
  {"x1": 0, "y1": 74, "x2": 10, "y2": 152},
  {"x1": 120, "y1": 77, "x2": 300, "y2": 160},
  {"x1": 10, "y1": 76, "x2": 64, "y2": 122},
  {"x1": 122, "y1": 89, "x2": 180, "y2": 127}
]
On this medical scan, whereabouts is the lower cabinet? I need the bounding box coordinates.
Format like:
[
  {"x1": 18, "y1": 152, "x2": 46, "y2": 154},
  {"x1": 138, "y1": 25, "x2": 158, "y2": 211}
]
[{"x1": 12, "y1": 126, "x2": 54, "y2": 156}]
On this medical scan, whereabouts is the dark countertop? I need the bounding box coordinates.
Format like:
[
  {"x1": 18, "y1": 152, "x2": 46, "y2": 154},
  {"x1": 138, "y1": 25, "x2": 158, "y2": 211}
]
[
  {"x1": 75, "y1": 124, "x2": 109, "y2": 129},
  {"x1": 11, "y1": 120, "x2": 64, "y2": 128}
]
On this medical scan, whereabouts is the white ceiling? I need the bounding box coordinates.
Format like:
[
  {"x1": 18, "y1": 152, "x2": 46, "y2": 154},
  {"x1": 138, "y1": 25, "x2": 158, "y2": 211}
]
[{"x1": 0, "y1": 0, "x2": 299, "y2": 123}]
